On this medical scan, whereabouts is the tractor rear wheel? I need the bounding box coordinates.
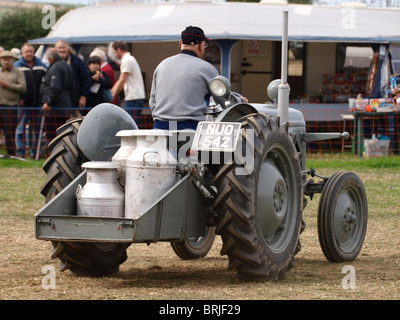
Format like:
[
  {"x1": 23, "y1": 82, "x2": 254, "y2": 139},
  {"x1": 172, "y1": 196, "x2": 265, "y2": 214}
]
[
  {"x1": 40, "y1": 118, "x2": 129, "y2": 277},
  {"x1": 213, "y1": 113, "x2": 303, "y2": 281}
]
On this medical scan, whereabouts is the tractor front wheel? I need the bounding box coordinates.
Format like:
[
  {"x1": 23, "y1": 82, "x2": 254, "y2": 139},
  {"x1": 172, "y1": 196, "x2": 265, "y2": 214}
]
[{"x1": 317, "y1": 171, "x2": 368, "y2": 262}]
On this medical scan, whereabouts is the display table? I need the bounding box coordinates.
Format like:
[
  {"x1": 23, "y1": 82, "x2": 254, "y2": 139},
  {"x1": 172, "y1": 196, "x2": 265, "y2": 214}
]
[{"x1": 352, "y1": 111, "x2": 399, "y2": 157}]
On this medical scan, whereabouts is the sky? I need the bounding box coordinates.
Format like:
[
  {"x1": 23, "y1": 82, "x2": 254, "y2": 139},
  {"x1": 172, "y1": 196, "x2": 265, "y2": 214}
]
[
  {"x1": 24, "y1": 0, "x2": 95, "y2": 5},
  {"x1": 22, "y1": 0, "x2": 399, "y2": 7}
]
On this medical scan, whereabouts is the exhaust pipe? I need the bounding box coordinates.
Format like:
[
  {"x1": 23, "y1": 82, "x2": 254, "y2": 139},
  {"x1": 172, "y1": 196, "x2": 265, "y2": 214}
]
[{"x1": 278, "y1": 10, "x2": 290, "y2": 125}]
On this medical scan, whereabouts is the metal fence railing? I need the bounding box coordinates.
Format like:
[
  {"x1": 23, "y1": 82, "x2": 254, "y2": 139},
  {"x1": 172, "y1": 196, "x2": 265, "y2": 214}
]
[{"x1": 1, "y1": 106, "x2": 399, "y2": 159}]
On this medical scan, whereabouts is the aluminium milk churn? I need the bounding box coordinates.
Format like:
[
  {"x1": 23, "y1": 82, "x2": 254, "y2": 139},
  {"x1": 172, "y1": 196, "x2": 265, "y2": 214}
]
[
  {"x1": 125, "y1": 130, "x2": 176, "y2": 219},
  {"x1": 111, "y1": 130, "x2": 138, "y2": 186},
  {"x1": 76, "y1": 161, "x2": 124, "y2": 217}
]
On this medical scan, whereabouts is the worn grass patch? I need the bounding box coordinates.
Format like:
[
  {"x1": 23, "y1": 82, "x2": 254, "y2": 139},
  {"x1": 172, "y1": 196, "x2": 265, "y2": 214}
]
[{"x1": 1, "y1": 155, "x2": 400, "y2": 300}]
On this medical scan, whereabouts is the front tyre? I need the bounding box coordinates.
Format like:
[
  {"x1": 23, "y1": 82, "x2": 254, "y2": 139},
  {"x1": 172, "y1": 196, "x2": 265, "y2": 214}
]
[
  {"x1": 317, "y1": 171, "x2": 368, "y2": 262},
  {"x1": 213, "y1": 114, "x2": 303, "y2": 281},
  {"x1": 40, "y1": 118, "x2": 129, "y2": 277}
]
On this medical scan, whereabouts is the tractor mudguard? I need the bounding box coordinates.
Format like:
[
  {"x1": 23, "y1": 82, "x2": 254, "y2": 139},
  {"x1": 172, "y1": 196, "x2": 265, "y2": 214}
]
[
  {"x1": 77, "y1": 103, "x2": 138, "y2": 161},
  {"x1": 215, "y1": 102, "x2": 306, "y2": 129},
  {"x1": 215, "y1": 103, "x2": 258, "y2": 123}
]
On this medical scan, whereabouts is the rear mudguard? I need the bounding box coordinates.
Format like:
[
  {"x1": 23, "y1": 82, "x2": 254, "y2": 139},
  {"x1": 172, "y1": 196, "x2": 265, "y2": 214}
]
[
  {"x1": 216, "y1": 102, "x2": 307, "y2": 170},
  {"x1": 77, "y1": 103, "x2": 138, "y2": 161},
  {"x1": 215, "y1": 103, "x2": 258, "y2": 122},
  {"x1": 215, "y1": 102, "x2": 306, "y2": 130}
]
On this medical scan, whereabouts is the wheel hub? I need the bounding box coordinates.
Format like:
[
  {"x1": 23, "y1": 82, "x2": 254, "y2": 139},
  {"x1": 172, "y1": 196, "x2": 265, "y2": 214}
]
[
  {"x1": 342, "y1": 207, "x2": 357, "y2": 232},
  {"x1": 273, "y1": 184, "x2": 285, "y2": 212},
  {"x1": 334, "y1": 191, "x2": 359, "y2": 246},
  {"x1": 257, "y1": 160, "x2": 288, "y2": 239}
]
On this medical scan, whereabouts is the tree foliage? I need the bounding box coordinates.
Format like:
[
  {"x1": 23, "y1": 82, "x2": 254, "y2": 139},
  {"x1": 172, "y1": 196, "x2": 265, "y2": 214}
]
[{"x1": 0, "y1": 7, "x2": 70, "y2": 50}]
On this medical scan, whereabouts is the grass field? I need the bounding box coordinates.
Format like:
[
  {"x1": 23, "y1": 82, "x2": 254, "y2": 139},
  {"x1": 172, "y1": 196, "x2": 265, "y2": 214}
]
[{"x1": 1, "y1": 153, "x2": 400, "y2": 301}]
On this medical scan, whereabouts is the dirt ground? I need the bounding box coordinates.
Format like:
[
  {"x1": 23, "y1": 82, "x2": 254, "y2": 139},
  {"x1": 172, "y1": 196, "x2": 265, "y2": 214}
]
[{"x1": 1, "y1": 167, "x2": 400, "y2": 300}]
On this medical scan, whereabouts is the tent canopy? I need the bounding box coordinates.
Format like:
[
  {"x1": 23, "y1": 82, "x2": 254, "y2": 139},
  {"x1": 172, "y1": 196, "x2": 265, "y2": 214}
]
[{"x1": 30, "y1": 2, "x2": 400, "y2": 45}]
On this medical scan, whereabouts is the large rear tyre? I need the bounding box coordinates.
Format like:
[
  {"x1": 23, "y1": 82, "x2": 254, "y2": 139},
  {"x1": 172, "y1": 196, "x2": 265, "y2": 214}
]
[
  {"x1": 317, "y1": 171, "x2": 368, "y2": 262},
  {"x1": 40, "y1": 118, "x2": 129, "y2": 277},
  {"x1": 170, "y1": 227, "x2": 216, "y2": 260},
  {"x1": 213, "y1": 113, "x2": 303, "y2": 281}
]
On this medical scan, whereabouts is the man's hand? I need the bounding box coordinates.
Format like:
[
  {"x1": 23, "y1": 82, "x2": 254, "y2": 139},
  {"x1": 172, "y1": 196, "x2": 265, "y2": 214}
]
[
  {"x1": 0, "y1": 79, "x2": 10, "y2": 88},
  {"x1": 92, "y1": 72, "x2": 100, "y2": 82},
  {"x1": 111, "y1": 72, "x2": 129, "y2": 100},
  {"x1": 110, "y1": 86, "x2": 118, "y2": 100},
  {"x1": 79, "y1": 96, "x2": 86, "y2": 108},
  {"x1": 42, "y1": 103, "x2": 51, "y2": 112}
]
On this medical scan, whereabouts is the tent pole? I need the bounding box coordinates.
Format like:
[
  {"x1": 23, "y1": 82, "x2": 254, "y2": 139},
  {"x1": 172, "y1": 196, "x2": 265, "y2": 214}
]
[
  {"x1": 278, "y1": 10, "x2": 290, "y2": 125},
  {"x1": 215, "y1": 40, "x2": 237, "y2": 81}
]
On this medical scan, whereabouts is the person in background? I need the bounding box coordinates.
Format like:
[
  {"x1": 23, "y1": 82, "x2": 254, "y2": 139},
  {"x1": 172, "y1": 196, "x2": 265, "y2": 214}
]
[
  {"x1": 11, "y1": 48, "x2": 21, "y2": 61},
  {"x1": 40, "y1": 48, "x2": 74, "y2": 142},
  {"x1": 111, "y1": 41, "x2": 145, "y2": 125},
  {"x1": 14, "y1": 43, "x2": 47, "y2": 159},
  {"x1": 89, "y1": 47, "x2": 117, "y2": 104},
  {"x1": 85, "y1": 55, "x2": 112, "y2": 113},
  {"x1": 0, "y1": 50, "x2": 26, "y2": 156},
  {"x1": 0, "y1": 46, "x2": 4, "y2": 149},
  {"x1": 55, "y1": 39, "x2": 91, "y2": 116},
  {"x1": 90, "y1": 47, "x2": 115, "y2": 85}
]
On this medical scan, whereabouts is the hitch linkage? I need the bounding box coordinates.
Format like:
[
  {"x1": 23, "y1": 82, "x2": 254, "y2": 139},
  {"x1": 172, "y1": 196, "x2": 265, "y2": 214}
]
[{"x1": 302, "y1": 168, "x2": 329, "y2": 200}]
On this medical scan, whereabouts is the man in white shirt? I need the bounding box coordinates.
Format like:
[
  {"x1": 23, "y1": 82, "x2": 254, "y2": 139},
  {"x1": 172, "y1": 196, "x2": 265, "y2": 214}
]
[{"x1": 111, "y1": 41, "x2": 145, "y2": 124}]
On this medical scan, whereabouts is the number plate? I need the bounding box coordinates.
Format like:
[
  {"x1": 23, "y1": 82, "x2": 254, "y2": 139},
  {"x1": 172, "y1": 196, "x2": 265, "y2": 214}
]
[{"x1": 192, "y1": 122, "x2": 241, "y2": 152}]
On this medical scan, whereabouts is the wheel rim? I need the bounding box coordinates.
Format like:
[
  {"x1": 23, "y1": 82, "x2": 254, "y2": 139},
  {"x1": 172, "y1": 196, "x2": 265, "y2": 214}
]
[
  {"x1": 186, "y1": 236, "x2": 207, "y2": 249},
  {"x1": 333, "y1": 186, "x2": 364, "y2": 253},
  {"x1": 257, "y1": 146, "x2": 299, "y2": 253},
  {"x1": 186, "y1": 227, "x2": 214, "y2": 249}
]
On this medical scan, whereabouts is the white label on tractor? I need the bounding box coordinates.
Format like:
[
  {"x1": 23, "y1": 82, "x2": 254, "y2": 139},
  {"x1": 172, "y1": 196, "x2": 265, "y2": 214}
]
[{"x1": 192, "y1": 122, "x2": 241, "y2": 152}]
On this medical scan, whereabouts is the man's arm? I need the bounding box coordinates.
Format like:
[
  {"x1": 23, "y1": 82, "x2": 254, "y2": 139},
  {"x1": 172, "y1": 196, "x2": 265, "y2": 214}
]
[
  {"x1": 111, "y1": 72, "x2": 129, "y2": 100},
  {"x1": 41, "y1": 69, "x2": 61, "y2": 111},
  {"x1": 0, "y1": 70, "x2": 26, "y2": 93},
  {"x1": 149, "y1": 72, "x2": 157, "y2": 111}
]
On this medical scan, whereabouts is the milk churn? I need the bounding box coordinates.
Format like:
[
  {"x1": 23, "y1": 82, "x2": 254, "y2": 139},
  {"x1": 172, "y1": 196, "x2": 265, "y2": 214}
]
[
  {"x1": 125, "y1": 130, "x2": 177, "y2": 219},
  {"x1": 111, "y1": 130, "x2": 138, "y2": 185},
  {"x1": 76, "y1": 161, "x2": 124, "y2": 217}
]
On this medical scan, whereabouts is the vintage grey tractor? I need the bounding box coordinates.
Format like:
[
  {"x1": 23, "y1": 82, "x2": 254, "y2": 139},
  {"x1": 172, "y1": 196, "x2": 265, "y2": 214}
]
[{"x1": 35, "y1": 13, "x2": 368, "y2": 281}]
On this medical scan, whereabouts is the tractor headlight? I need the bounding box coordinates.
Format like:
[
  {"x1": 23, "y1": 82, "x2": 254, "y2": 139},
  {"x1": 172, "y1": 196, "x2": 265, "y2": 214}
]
[{"x1": 210, "y1": 76, "x2": 231, "y2": 97}]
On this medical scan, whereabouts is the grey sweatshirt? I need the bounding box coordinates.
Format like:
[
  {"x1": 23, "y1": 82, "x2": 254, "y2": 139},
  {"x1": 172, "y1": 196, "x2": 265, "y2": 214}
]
[{"x1": 149, "y1": 51, "x2": 221, "y2": 122}]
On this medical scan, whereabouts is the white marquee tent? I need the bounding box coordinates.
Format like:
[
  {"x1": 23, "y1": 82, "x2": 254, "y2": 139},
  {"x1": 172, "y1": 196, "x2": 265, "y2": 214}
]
[{"x1": 31, "y1": 2, "x2": 400, "y2": 45}]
